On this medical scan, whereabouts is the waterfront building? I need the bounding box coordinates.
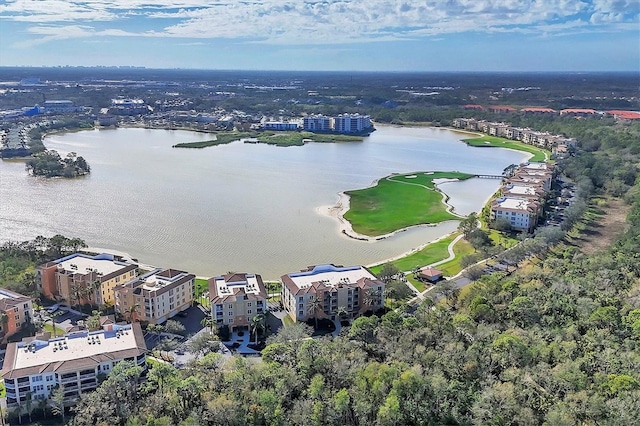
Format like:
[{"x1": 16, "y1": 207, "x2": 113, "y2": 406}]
[
  {"x1": 332, "y1": 114, "x2": 372, "y2": 134},
  {"x1": 501, "y1": 183, "x2": 545, "y2": 201},
  {"x1": 263, "y1": 121, "x2": 299, "y2": 131},
  {"x1": 490, "y1": 197, "x2": 541, "y2": 232},
  {"x1": 1, "y1": 323, "x2": 146, "y2": 408},
  {"x1": 0, "y1": 289, "x2": 34, "y2": 343},
  {"x1": 281, "y1": 264, "x2": 385, "y2": 323},
  {"x1": 209, "y1": 273, "x2": 267, "y2": 331},
  {"x1": 114, "y1": 268, "x2": 195, "y2": 324},
  {"x1": 417, "y1": 267, "x2": 443, "y2": 283},
  {"x1": 36, "y1": 253, "x2": 138, "y2": 307},
  {"x1": 303, "y1": 115, "x2": 333, "y2": 132},
  {"x1": 521, "y1": 107, "x2": 557, "y2": 115}
]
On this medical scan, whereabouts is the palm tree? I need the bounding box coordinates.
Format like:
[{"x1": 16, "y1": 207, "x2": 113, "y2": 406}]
[
  {"x1": 0, "y1": 312, "x2": 9, "y2": 334},
  {"x1": 50, "y1": 386, "x2": 65, "y2": 424},
  {"x1": 69, "y1": 283, "x2": 84, "y2": 311},
  {"x1": 363, "y1": 289, "x2": 382, "y2": 311},
  {"x1": 126, "y1": 303, "x2": 140, "y2": 323},
  {"x1": 250, "y1": 313, "x2": 266, "y2": 345},
  {"x1": 200, "y1": 317, "x2": 215, "y2": 333},
  {"x1": 25, "y1": 392, "x2": 32, "y2": 424},
  {"x1": 306, "y1": 296, "x2": 323, "y2": 330},
  {"x1": 84, "y1": 280, "x2": 101, "y2": 308},
  {"x1": 336, "y1": 306, "x2": 348, "y2": 323}
]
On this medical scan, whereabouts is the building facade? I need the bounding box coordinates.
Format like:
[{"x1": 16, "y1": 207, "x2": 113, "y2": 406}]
[
  {"x1": 114, "y1": 268, "x2": 195, "y2": 324},
  {"x1": 281, "y1": 264, "x2": 385, "y2": 323},
  {"x1": 209, "y1": 273, "x2": 267, "y2": 331},
  {"x1": 1, "y1": 323, "x2": 146, "y2": 408},
  {"x1": 332, "y1": 114, "x2": 372, "y2": 133},
  {"x1": 0, "y1": 289, "x2": 34, "y2": 342},
  {"x1": 303, "y1": 115, "x2": 333, "y2": 132},
  {"x1": 36, "y1": 253, "x2": 138, "y2": 307}
]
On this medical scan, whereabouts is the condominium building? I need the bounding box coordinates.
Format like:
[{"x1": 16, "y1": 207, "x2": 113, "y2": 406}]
[
  {"x1": 114, "y1": 268, "x2": 195, "y2": 324},
  {"x1": 263, "y1": 121, "x2": 300, "y2": 131},
  {"x1": 281, "y1": 264, "x2": 385, "y2": 323},
  {"x1": 209, "y1": 273, "x2": 267, "y2": 331},
  {"x1": 332, "y1": 114, "x2": 372, "y2": 133},
  {"x1": 490, "y1": 197, "x2": 541, "y2": 232},
  {"x1": 303, "y1": 115, "x2": 333, "y2": 132},
  {"x1": 36, "y1": 253, "x2": 138, "y2": 307},
  {"x1": 1, "y1": 323, "x2": 146, "y2": 408},
  {"x1": 501, "y1": 183, "x2": 545, "y2": 201},
  {"x1": 0, "y1": 289, "x2": 34, "y2": 342}
]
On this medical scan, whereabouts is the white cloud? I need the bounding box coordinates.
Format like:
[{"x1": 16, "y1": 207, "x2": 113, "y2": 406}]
[{"x1": 1, "y1": 0, "x2": 637, "y2": 44}]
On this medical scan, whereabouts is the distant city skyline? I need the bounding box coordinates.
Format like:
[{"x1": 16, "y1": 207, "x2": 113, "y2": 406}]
[{"x1": 1, "y1": 0, "x2": 638, "y2": 72}]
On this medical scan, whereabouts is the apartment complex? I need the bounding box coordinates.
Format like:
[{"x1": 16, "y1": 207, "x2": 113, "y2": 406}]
[
  {"x1": 36, "y1": 253, "x2": 138, "y2": 307},
  {"x1": 1, "y1": 323, "x2": 146, "y2": 407},
  {"x1": 0, "y1": 288, "x2": 34, "y2": 342},
  {"x1": 281, "y1": 264, "x2": 385, "y2": 323},
  {"x1": 452, "y1": 118, "x2": 577, "y2": 151},
  {"x1": 302, "y1": 113, "x2": 372, "y2": 134},
  {"x1": 209, "y1": 273, "x2": 267, "y2": 331},
  {"x1": 114, "y1": 268, "x2": 195, "y2": 324},
  {"x1": 490, "y1": 163, "x2": 554, "y2": 232}
]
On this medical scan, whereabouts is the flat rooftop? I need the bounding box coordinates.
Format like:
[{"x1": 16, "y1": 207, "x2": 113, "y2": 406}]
[
  {"x1": 56, "y1": 254, "x2": 131, "y2": 277},
  {"x1": 213, "y1": 274, "x2": 262, "y2": 297},
  {"x1": 287, "y1": 264, "x2": 376, "y2": 289},
  {"x1": 504, "y1": 185, "x2": 540, "y2": 196},
  {"x1": 495, "y1": 197, "x2": 533, "y2": 211},
  {"x1": 12, "y1": 325, "x2": 142, "y2": 372}
]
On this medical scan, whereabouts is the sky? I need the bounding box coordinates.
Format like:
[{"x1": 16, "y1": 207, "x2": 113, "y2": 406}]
[{"x1": 0, "y1": 0, "x2": 638, "y2": 72}]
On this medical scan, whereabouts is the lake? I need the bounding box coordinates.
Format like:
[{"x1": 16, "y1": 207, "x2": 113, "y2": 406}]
[{"x1": 0, "y1": 125, "x2": 528, "y2": 279}]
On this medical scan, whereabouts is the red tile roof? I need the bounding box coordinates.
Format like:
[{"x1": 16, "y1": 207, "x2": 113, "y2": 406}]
[
  {"x1": 521, "y1": 107, "x2": 557, "y2": 113},
  {"x1": 607, "y1": 110, "x2": 640, "y2": 120},
  {"x1": 560, "y1": 109, "x2": 597, "y2": 114}
]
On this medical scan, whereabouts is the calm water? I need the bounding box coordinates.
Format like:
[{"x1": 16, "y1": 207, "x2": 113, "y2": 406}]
[{"x1": 0, "y1": 125, "x2": 527, "y2": 278}]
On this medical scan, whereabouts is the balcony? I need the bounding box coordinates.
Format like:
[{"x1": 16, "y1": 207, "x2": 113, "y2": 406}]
[
  {"x1": 60, "y1": 376, "x2": 77, "y2": 384},
  {"x1": 79, "y1": 373, "x2": 95, "y2": 381},
  {"x1": 64, "y1": 384, "x2": 79, "y2": 392}
]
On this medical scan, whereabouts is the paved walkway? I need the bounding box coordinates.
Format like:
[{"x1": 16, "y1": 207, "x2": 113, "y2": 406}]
[
  {"x1": 331, "y1": 319, "x2": 342, "y2": 337},
  {"x1": 223, "y1": 331, "x2": 260, "y2": 356}
]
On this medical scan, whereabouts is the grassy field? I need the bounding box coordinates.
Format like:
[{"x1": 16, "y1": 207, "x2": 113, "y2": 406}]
[
  {"x1": 369, "y1": 234, "x2": 456, "y2": 275},
  {"x1": 433, "y1": 238, "x2": 474, "y2": 277},
  {"x1": 173, "y1": 131, "x2": 363, "y2": 148},
  {"x1": 173, "y1": 132, "x2": 256, "y2": 148},
  {"x1": 344, "y1": 172, "x2": 472, "y2": 236},
  {"x1": 43, "y1": 323, "x2": 67, "y2": 337},
  {"x1": 463, "y1": 135, "x2": 550, "y2": 162}
]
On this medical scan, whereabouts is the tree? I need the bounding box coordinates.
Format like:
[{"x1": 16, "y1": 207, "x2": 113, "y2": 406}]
[
  {"x1": 50, "y1": 386, "x2": 65, "y2": 424},
  {"x1": 306, "y1": 296, "x2": 323, "y2": 330},
  {"x1": 467, "y1": 228, "x2": 492, "y2": 251},
  {"x1": 0, "y1": 312, "x2": 8, "y2": 334},
  {"x1": 126, "y1": 303, "x2": 140, "y2": 323},
  {"x1": 147, "y1": 362, "x2": 178, "y2": 396},
  {"x1": 188, "y1": 331, "x2": 220, "y2": 357},
  {"x1": 378, "y1": 263, "x2": 401, "y2": 284},
  {"x1": 251, "y1": 313, "x2": 267, "y2": 344},
  {"x1": 458, "y1": 212, "x2": 479, "y2": 238},
  {"x1": 164, "y1": 320, "x2": 186, "y2": 336},
  {"x1": 70, "y1": 283, "x2": 84, "y2": 311}
]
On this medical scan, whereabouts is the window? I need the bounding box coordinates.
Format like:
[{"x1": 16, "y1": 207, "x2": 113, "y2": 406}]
[
  {"x1": 23, "y1": 303, "x2": 29, "y2": 309},
  {"x1": 247, "y1": 302, "x2": 252, "y2": 307},
  {"x1": 247, "y1": 310, "x2": 252, "y2": 314},
  {"x1": 115, "y1": 276, "x2": 120, "y2": 282},
  {"x1": 228, "y1": 304, "x2": 233, "y2": 309},
  {"x1": 228, "y1": 312, "x2": 233, "y2": 316},
  {"x1": 298, "y1": 303, "x2": 304, "y2": 308},
  {"x1": 46, "y1": 376, "x2": 53, "y2": 382},
  {"x1": 228, "y1": 319, "x2": 234, "y2": 324},
  {"x1": 298, "y1": 296, "x2": 303, "y2": 302}
]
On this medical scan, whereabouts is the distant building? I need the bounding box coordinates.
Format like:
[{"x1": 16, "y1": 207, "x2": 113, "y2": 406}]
[
  {"x1": 281, "y1": 264, "x2": 385, "y2": 323},
  {"x1": 332, "y1": 114, "x2": 371, "y2": 133},
  {"x1": 560, "y1": 108, "x2": 597, "y2": 117},
  {"x1": 1, "y1": 323, "x2": 146, "y2": 408},
  {"x1": 114, "y1": 268, "x2": 195, "y2": 324},
  {"x1": 0, "y1": 289, "x2": 34, "y2": 342},
  {"x1": 606, "y1": 110, "x2": 640, "y2": 122},
  {"x1": 303, "y1": 115, "x2": 332, "y2": 132},
  {"x1": 36, "y1": 253, "x2": 138, "y2": 307},
  {"x1": 521, "y1": 107, "x2": 557, "y2": 115},
  {"x1": 110, "y1": 98, "x2": 149, "y2": 115},
  {"x1": 263, "y1": 121, "x2": 299, "y2": 131},
  {"x1": 209, "y1": 273, "x2": 267, "y2": 331},
  {"x1": 488, "y1": 106, "x2": 517, "y2": 114},
  {"x1": 41, "y1": 100, "x2": 83, "y2": 114},
  {"x1": 97, "y1": 115, "x2": 117, "y2": 126}
]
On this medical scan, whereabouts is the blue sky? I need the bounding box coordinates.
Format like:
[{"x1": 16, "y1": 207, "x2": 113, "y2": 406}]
[{"x1": 0, "y1": 0, "x2": 638, "y2": 71}]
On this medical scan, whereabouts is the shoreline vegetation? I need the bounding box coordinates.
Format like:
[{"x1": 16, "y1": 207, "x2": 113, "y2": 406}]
[
  {"x1": 341, "y1": 171, "x2": 473, "y2": 237},
  {"x1": 462, "y1": 134, "x2": 550, "y2": 162},
  {"x1": 172, "y1": 130, "x2": 364, "y2": 148}
]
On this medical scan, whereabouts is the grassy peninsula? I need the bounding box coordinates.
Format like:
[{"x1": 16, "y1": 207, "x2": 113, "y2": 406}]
[
  {"x1": 463, "y1": 135, "x2": 550, "y2": 162},
  {"x1": 173, "y1": 131, "x2": 363, "y2": 148},
  {"x1": 343, "y1": 171, "x2": 473, "y2": 236}
]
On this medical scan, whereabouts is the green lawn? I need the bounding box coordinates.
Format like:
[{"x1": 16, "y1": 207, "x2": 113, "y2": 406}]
[
  {"x1": 344, "y1": 172, "x2": 472, "y2": 236},
  {"x1": 435, "y1": 238, "x2": 474, "y2": 277},
  {"x1": 195, "y1": 278, "x2": 210, "y2": 307},
  {"x1": 43, "y1": 323, "x2": 67, "y2": 337},
  {"x1": 370, "y1": 234, "x2": 456, "y2": 275},
  {"x1": 463, "y1": 135, "x2": 550, "y2": 162},
  {"x1": 173, "y1": 131, "x2": 363, "y2": 148}
]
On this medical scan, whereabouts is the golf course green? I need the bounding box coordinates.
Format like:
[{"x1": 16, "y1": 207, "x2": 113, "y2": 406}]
[{"x1": 343, "y1": 171, "x2": 473, "y2": 237}]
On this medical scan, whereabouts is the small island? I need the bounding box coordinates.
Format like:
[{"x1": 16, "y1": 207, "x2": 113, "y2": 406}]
[
  {"x1": 342, "y1": 171, "x2": 473, "y2": 237},
  {"x1": 173, "y1": 130, "x2": 364, "y2": 148},
  {"x1": 25, "y1": 150, "x2": 90, "y2": 178}
]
